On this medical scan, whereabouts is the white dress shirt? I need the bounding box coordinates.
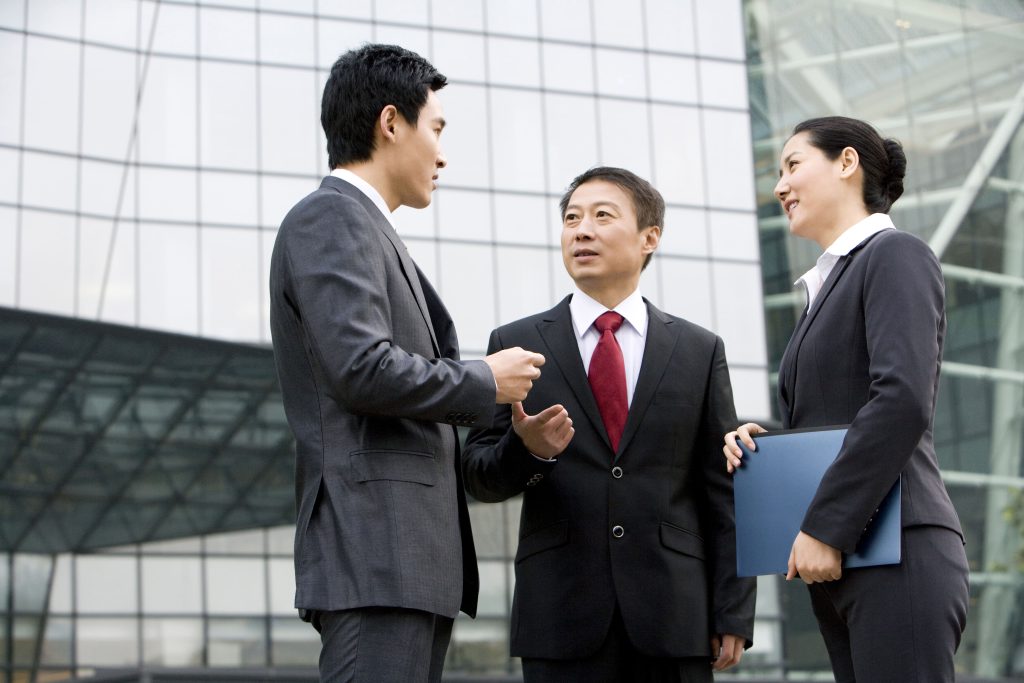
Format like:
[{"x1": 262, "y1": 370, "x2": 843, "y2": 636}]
[
  {"x1": 330, "y1": 168, "x2": 395, "y2": 228},
  {"x1": 796, "y1": 213, "x2": 895, "y2": 309},
  {"x1": 569, "y1": 285, "x2": 648, "y2": 407}
]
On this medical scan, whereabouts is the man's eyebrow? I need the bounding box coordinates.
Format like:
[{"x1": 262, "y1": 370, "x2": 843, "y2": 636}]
[{"x1": 564, "y1": 200, "x2": 622, "y2": 214}]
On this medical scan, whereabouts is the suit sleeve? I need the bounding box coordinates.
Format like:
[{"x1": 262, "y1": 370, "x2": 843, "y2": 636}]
[
  {"x1": 700, "y1": 336, "x2": 757, "y2": 643},
  {"x1": 462, "y1": 328, "x2": 557, "y2": 503},
  {"x1": 279, "y1": 191, "x2": 495, "y2": 427},
  {"x1": 801, "y1": 232, "x2": 944, "y2": 552}
]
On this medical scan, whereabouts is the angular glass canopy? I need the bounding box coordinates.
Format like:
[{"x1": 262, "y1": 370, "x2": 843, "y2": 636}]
[{"x1": 0, "y1": 307, "x2": 294, "y2": 553}]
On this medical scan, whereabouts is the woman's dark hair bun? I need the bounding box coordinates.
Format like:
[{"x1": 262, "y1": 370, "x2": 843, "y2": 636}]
[{"x1": 882, "y1": 138, "x2": 906, "y2": 205}]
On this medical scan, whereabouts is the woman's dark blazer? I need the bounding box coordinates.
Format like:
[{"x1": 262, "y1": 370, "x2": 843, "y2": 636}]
[{"x1": 778, "y1": 228, "x2": 963, "y2": 553}]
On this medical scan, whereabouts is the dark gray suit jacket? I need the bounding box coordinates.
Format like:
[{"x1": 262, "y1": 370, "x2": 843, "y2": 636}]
[
  {"x1": 269, "y1": 176, "x2": 495, "y2": 619},
  {"x1": 779, "y1": 229, "x2": 963, "y2": 552},
  {"x1": 463, "y1": 297, "x2": 756, "y2": 660}
]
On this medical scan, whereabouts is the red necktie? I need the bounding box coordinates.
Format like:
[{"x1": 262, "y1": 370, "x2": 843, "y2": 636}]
[{"x1": 588, "y1": 311, "x2": 627, "y2": 453}]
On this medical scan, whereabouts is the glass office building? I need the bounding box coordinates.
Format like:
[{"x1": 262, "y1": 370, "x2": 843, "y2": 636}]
[
  {"x1": 0, "y1": 1, "x2": 771, "y2": 680},
  {"x1": 0, "y1": 0, "x2": 1020, "y2": 680}
]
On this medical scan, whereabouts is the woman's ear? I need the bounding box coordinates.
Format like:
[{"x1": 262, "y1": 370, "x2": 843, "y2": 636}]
[{"x1": 839, "y1": 146, "x2": 860, "y2": 178}]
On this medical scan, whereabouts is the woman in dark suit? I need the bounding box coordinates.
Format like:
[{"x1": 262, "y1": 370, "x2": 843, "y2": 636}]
[{"x1": 723, "y1": 116, "x2": 969, "y2": 682}]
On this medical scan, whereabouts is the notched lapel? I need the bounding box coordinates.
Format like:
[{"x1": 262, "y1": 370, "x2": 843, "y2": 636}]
[
  {"x1": 323, "y1": 177, "x2": 441, "y2": 357},
  {"x1": 615, "y1": 303, "x2": 678, "y2": 460},
  {"x1": 536, "y1": 300, "x2": 610, "y2": 451}
]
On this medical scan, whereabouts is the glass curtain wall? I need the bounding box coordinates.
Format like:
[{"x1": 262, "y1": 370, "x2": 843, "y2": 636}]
[
  {"x1": 744, "y1": 0, "x2": 1024, "y2": 677},
  {"x1": 1, "y1": 0, "x2": 771, "y2": 680}
]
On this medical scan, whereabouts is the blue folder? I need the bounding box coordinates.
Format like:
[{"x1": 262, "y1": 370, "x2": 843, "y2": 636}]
[{"x1": 733, "y1": 426, "x2": 901, "y2": 577}]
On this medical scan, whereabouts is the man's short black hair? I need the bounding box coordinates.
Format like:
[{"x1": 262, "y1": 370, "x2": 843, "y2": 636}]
[
  {"x1": 322, "y1": 44, "x2": 447, "y2": 169},
  {"x1": 559, "y1": 166, "x2": 665, "y2": 269}
]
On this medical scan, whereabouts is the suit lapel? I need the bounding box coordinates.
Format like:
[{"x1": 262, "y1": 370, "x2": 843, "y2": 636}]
[
  {"x1": 322, "y1": 176, "x2": 441, "y2": 357},
  {"x1": 536, "y1": 297, "x2": 610, "y2": 450},
  {"x1": 417, "y1": 265, "x2": 459, "y2": 360},
  {"x1": 777, "y1": 231, "x2": 885, "y2": 423},
  {"x1": 616, "y1": 302, "x2": 677, "y2": 460}
]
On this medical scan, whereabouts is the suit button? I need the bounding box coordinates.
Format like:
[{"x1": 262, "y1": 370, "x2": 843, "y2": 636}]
[
  {"x1": 612, "y1": 525, "x2": 624, "y2": 538},
  {"x1": 611, "y1": 466, "x2": 623, "y2": 479}
]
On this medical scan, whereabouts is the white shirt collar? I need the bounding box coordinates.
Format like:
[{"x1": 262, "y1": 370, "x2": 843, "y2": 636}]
[
  {"x1": 823, "y1": 212, "x2": 894, "y2": 257},
  {"x1": 330, "y1": 168, "x2": 395, "y2": 229},
  {"x1": 569, "y1": 285, "x2": 648, "y2": 339},
  {"x1": 795, "y1": 213, "x2": 895, "y2": 307}
]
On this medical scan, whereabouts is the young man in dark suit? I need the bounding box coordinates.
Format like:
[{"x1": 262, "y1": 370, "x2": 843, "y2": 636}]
[
  {"x1": 463, "y1": 167, "x2": 756, "y2": 682},
  {"x1": 269, "y1": 44, "x2": 545, "y2": 682}
]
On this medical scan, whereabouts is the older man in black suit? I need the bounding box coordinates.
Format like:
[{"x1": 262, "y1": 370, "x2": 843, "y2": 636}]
[{"x1": 463, "y1": 167, "x2": 756, "y2": 682}]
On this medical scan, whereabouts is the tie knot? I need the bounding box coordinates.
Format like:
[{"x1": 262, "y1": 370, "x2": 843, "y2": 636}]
[{"x1": 594, "y1": 311, "x2": 624, "y2": 334}]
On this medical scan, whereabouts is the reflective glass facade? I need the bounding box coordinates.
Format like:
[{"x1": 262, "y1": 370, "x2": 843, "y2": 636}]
[
  {"x1": 745, "y1": 0, "x2": 1024, "y2": 677},
  {"x1": 1, "y1": 1, "x2": 773, "y2": 681}
]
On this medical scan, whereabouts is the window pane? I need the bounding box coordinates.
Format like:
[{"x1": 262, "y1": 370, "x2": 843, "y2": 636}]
[
  {"x1": 0, "y1": 33, "x2": 24, "y2": 144},
  {"x1": 432, "y1": 31, "x2": 486, "y2": 83},
  {"x1": 20, "y1": 210, "x2": 75, "y2": 316},
  {"x1": 142, "y1": 557, "x2": 202, "y2": 614},
  {"x1": 645, "y1": 0, "x2": 695, "y2": 54},
  {"x1": 436, "y1": 189, "x2": 490, "y2": 242},
  {"x1": 149, "y1": 1, "x2": 197, "y2": 56},
  {"x1": 199, "y1": 6, "x2": 255, "y2": 60},
  {"x1": 40, "y1": 616, "x2": 73, "y2": 665},
  {"x1": 432, "y1": 0, "x2": 483, "y2": 30},
  {"x1": 699, "y1": 59, "x2": 748, "y2": 109},
  {"x1": 200, "y1": 62, "x2": 258, "y2": 170},
  {"x1": 650, "y1": 105, "x2": 703, "y2": 206},
  {"x1": 596, "y1": 48, "x2": 646, "y2": 99},
  {"x1": 209, "y1": 617, "x2": 268, "y2": 666},
  {"x1": 541, "y1": 43, "x2": 594, "y2": 94},
  {"x1": 268, "y1": 558, "x2": 295, "y2": 615},
  {"x1": 484, "y1": 0, "x2": 537, "y2": 36},
  {"x1": 488, "y1": 37, "x2": 540, "y2": 88},
  {"x1": 79, "y1": 216, "x2": 137, "y2": 326},
  {"x1": 436, "y1": 84, "x2": 489, "y2": 189},
  {"x1": 493, "y1": 193, "x2": 551, "y2": 247},
  {"x1": 544, "y1": 93, "x2": 599, "y2": 193},
  {"x1": 259, "y1": 13, "x2": 314, "y2": 66},
  {"x1": 139, "y1": 222, "x2": 199, "y2": 334},
  {"x1": 593, "y1": 0, "x2": 644, "y2": 48},
  {"x1": 23, "y1": 36, "x2": 80, "y2": 153},
  {"x1": 206, "y1": 557, "x2": 266, "y2": 615},
  {"x1": 694, "y1": 0, "x2": 744, "y2": 60},
  {"x1": 271, "y1": 617, "x2": 320, "y2": 665},
  {"x1": 139, "y1": 56, "x2": 197, "y2": 166},
  {"x1": 76, "y1": 556, "x2": 138, "y2": 614},
  {"x1": 598, "y1": 99, "x2": 651, "y2": 181},
  {"x1": 495, "y1": 245, "x2": 554, "y2": 325},
  {"x1": 540, "y1": 0, "x2": 592, "y2": 42},
  {"x1": 659, "y1": 208, "x2": 708, "y2": 258},
  {"x1": 13, "y1": 555, "x2": 52, "y2": 612},
  {"x1": 437, "y1": 243, "x2": 496, "y2": 353},
  {"x1": 200, "y1": 227, "x2": 261, "y2": 341},
  {"x1": 649, "y1": 55, "x2": 698, "y2": 104},
  {"x1": 490, "y1": 89, "x2": 544, "y2": 193},
  {"x1": 77, "y1": 617, "x2": 139, "y2": 666},
  {"x1": 657, "y1": 258, "x2": 712, "y2": 330},
  {"x1": 143, "y1": 618, "x2": 203, "y2": 665},
  {"x1": 712, "y1": 261, "x2": 767, "y2": 366},
  {"x1": 0, "y1": 208, "x2": 13, "y2": 306},
  {"x1": 702, "y1": 109, "x2": 755, "y2": 210},
  {"x1": 81, "y1": 45, "x2": 136, "y2": 159},
  {"x1": 84, "y1": 0, "x2": 137, "y2": 48},
  {"x1": 316, "y1": 18, "x2": 373, "y2": 68},
  {"x1": 26, "y1": 0, "x2": 80, "y2": 41},
  {"x1": 48, "y1": 555, "x2": 73, "y2": 613},
  {"x1": 259, "y1": 67, "x2": 319, "y2": 175}
]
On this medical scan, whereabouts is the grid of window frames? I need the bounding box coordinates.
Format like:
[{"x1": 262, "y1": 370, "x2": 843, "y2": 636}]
[{"x1": 0, "y1": 0, "x2": 778, "y2": 679}]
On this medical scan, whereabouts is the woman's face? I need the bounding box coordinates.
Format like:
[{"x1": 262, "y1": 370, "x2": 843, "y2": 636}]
[{"x1": 774, "y1": 131, "x2": 845, "y2": 244}]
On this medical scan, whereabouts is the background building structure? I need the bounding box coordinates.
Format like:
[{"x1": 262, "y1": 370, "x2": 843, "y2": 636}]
[
  {"x1": 0, "y1": 0, "x2": 1020, "y2": 680},
  {"x1": 745, "y1": 0, "x2": 1024, "y2": 677}
]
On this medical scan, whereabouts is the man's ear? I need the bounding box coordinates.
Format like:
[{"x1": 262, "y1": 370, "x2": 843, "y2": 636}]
[
  {"x1": 838, "y1": 146, "x2": 860, "y2": 178},
  {"x1": 641, "y1": 225, "x2": 661, "y2": 255},
  {"x1": 378, "y1": 105, "x2": 399, "y2": 143}
]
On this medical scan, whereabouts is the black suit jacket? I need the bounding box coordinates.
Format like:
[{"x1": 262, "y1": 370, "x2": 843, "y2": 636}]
[
  {"x1": 269, "y1": 176, "x2": 494, "y2": 619},
  {"x1": 463, "y1": 296, "x2": 756, "y2": 659},
  {"x1": 779, "y1": 228, "x2": 963, "y2": 552}
]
